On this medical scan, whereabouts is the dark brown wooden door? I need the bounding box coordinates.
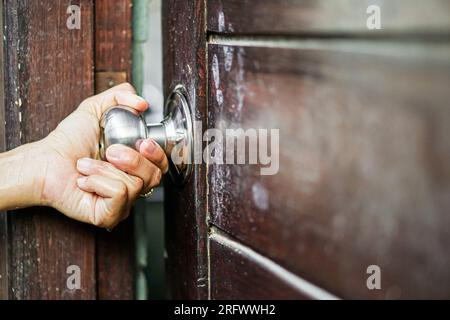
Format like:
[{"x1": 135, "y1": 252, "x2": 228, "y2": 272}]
[
  {"x1": 164, "y1": 0, "x2": 450, "y2": 299},
  {"x1": 0, "y1": 0, "x2": 133, "y2": 299}
]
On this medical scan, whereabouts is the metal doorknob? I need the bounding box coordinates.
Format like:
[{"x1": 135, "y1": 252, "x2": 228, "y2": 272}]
[{"x1": 99, "y1": 85, "x2": 193, "y2": 185}]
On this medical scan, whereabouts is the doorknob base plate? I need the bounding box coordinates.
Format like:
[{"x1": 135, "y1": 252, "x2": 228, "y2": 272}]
[{"x1": 164, "y1": 85, "x2": 194, "y2": 186}]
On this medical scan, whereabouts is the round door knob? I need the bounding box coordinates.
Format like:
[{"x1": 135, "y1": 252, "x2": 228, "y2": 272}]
[{"x1": 99, "y1": 85, "x2": 194, "y2": 185}]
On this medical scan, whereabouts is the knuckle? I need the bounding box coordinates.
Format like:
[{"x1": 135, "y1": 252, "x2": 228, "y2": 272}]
[
  {"x1": 78, "y1": 99, "x2": 92, "y2": 112},
  {"x1": 82, "y1": 176, "x2": 91, "y2": 184},
  {"x1": 103, "y1": 218, "x2": 117, "y2": 230},
  {"x1": 131, "y1": 176, "x2": 144, "y2": 193},
  {"x1": 97, "y1": 161, "x2": 114, "y2": 173},
  {"x1": 119, "y1": 82, "x2": 134, "y2": 92},
  {"x1": 91, "y1": 214, "x2": 106, "y2": 228},
  {"x1": 117, "y1": 183, "x2": 128, "y2": 199},
  {"x1": 80, "y1": 93, "x2": 101, "y2": 108},
  {"x1": 151, "y1": 168, "x2": 163, "y2": 187},
  {"x1": 80, "y1": 96, "x2": 92, "y2": 107},
  {"x1": 154, "y1": 148, "x2": 166, "y2": 165},
  {"x1": 100, "y1": 209, "x2": 124, "y2": 229},
  {"x1": 128, "y1": 153, "x2": 141, "y2": 171}
]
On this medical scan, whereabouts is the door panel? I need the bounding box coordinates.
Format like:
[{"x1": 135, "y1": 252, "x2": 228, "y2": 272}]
[
  {"x1": 208, "y1": 0, "x2": 450, "y2": 34},
  {"x1": 210, "y1": 230, "x2": 337, "y2": 300},
  {"x1": 3, "y1": 0, "x2": 96, "y2": 299},
  {"x1": 207, "y1": 43, "x2": 450, "y2": 299},
  {"x1": 164, "y1": 0, "x2": 450, "y2": 299},
  {"x1": 163, "y1": 0, "x2": 209, "y2": 299},
  {"x1": 1, "y1": 0, "x2": 134, "y2": 299}
]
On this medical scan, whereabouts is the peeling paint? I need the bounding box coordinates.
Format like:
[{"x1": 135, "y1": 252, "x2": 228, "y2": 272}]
[
  {"x1": 252, "y1": 182, "x2": 269, "y2": 211},
  {"x1": 210, "y1": 164, "x2": 232, "y2": 223},
  {"x1": 212, "y1": 54, "x2": 223, "y2": 106},
  {"x1": 222, "y1": 45, "x2": 234, "y2": 72},
  {"x1": 218, "y1": 12, "x2": 225, "y2": 32},
  {"x1": 235, "y1": 47, "x2": 245, "y2": 115}
]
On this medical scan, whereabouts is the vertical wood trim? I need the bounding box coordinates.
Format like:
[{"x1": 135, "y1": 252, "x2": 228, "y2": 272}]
[
  {"x1": 163, "y1": 0, "x2": 209, "y2": 299},
  {"x1": 94, "y1": 0, "x2": 134, "y2": 300},
  {"x1": 95, "y1": 0, "x2": 132, "y2": 77},
  {"x1": 3, "y1": 0, "x2": 96, "y2": 299},
  {"x1": 0, "y1": 0, "x2": 9, "y2": 300}
]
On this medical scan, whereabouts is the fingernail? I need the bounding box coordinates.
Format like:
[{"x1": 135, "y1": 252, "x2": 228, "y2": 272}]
[
  {"x1": 136, "y1": 95, "x2": 146, "y2": 102},
  {"x1": 77, "y1": 176, "x2": 88, "y2": 187},
  {"x1": 135, "y1": 139, "x2": 144, "y2": 151},
  {"x1": 106, "y1": 145, "x2": 125, "y2": 160},
  {"x1": 135, "y1": 95, "x2": 148, "y2": 107},
  {"x1": 141, "y1": 139, "x2": 157, "y2": 154},
  {"x1": 77, "y1": 158, "x2": 92, "y2": 171}
]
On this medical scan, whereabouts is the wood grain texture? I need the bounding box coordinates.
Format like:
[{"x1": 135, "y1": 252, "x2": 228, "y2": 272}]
[
  {"x1": 96, "y1": 224, "x2": 134, "y2": 300},
  {"x1": 95, "y1": 71, "x2": 128, "y2": 93},
  {"x1": 94, "y1": 0, "x2": 134, "y2": 300},
  {"x1": 210, "y1": 230, "x2": 336, "y2": 300},
  {"x1": 0, "y1": 0, "x2": 8, "y2": 300},
  {"x1": 3, "y1": 0, "x2": 96, "y2": 299},
  {"x1": 95, "y1": 0, "x2": 132, "y2": 77},
  {"x1": 207, "y1": 42, "x2": 450, "y2": 299},
  {"x1": 162, "y1": 0, "x2": 209, "y2": 299},
  {"x1": 207, "y1": 0, "x2": 450, "y2": 35}
]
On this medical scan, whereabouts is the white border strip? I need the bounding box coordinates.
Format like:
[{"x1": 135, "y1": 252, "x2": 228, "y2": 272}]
[
  {"x1": 210, "y1": 230, "x2": 339, "y2": 300},
  {"x1": 208, "y1": 35, "x2": 450, "y2": 62}
]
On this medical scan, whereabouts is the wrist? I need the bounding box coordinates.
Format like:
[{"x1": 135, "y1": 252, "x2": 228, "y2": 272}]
[{"x1": 0, "y1": 141, "x2": 47, "y2": 210}]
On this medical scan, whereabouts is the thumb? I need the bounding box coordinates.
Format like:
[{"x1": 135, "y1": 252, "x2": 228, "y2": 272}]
[{"x1": 79, "y1": 83, "x2": 149, "y2": 120}]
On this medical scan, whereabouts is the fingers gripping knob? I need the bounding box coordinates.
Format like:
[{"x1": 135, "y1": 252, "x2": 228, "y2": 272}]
[{"x1": 99, "y1": 85, "x2": 193, "y2": 185}]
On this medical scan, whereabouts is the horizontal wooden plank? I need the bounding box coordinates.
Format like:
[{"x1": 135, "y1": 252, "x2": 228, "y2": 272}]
[
  {"x1": 210, "y1": 230, "x2": 337, "y2": 299},
  {"x1": 208, "y1": 0, "x2": 450, "y2": 35},
  {"x1": 207, "y1": 42, "x2": 450, "y2": 299}
]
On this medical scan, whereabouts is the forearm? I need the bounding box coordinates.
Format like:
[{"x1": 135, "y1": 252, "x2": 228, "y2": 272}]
[{"x1": 0, "y1": 142, "x2": 44, "y2": 211}]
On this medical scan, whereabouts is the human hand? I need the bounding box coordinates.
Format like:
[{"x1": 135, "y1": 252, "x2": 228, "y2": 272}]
[{"x1": 30, "y1": 83, "x2": 168, "y2": 229}]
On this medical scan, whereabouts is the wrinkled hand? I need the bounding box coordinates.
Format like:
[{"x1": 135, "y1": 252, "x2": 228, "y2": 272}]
[{"x1": 35, "y1": 83, "x2": 168, "y2": 229}]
